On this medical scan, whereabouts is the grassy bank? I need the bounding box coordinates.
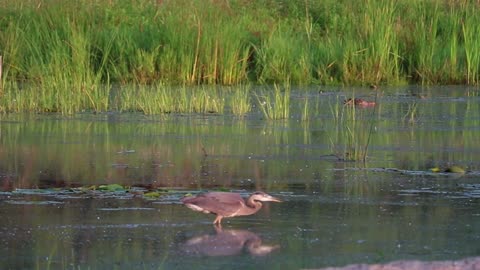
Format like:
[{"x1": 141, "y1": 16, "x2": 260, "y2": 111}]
[{"x1": 1, "y1": 0, "x2": 480, "y2": 113}]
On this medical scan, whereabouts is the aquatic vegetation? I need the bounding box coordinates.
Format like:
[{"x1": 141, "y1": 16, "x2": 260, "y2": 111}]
[
  {"x1": 117, "y1": 84, "x2": 224, "y2": 114},
  {"x1": 229, "y1": 84, "x2": 252, "y2": 116},
  {"x1": 256, "y1": 83, "x2": 291, "y2": 120},
  {"x1": 190, "y1": 86, "x2": 225, "y2": 114},
  {"x1": 431, "y1": 165, "x2": 466, "y2": 174},
  {"x1": 1, "y1": 1, "x2": 480, "y2": 112},
  {"x1": 8, "y1": 185, "x2": 183, "y2": 201},
  {"x1": 329, "y1": 94, "x2": 378, "y2": 162},
  {"x1": 98, "y1": 183, "x2": 126, "y2": 192},
  {"x1": 144, "y1": 191, "x2": 161, "y2": 198},
  {"x1": 444, "y1": 166, "x2": 466, "y2": 174},
  {"x1": 402, "y1": 101, "x2": 419, "y2": 124}
]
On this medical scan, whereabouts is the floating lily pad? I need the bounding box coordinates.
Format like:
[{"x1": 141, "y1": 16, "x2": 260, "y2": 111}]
[
  {"x1": 98, "y1": 184, "x2": 125, "y2": 192},
  {"x1": 444, "y1": 166, "x2": 465, "y2": 174},
  {"x1": 144, "y1": 192, "x2": 161, "y2": 198}
]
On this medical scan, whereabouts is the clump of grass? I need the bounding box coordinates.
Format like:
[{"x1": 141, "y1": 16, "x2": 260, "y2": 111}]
[
  {"x1": 117, "y1": 84, "x2": 224, "y2": 115},
  {"x1": 117, "y1": 83, "x2": 176, "y2": 114},
  {"x1": 403, "y1": 101, "x2": 419, "y2": 125},
  {"x1": 340, "y1": 102, "x2": 363, "y2": 161},
  {"x1": 190, "y1": 86, "x2": 225, "y2": 114},
  {"x1": 229, "y1": 84, "x2": 252, "y2": 116},
  {"x1": 256, "y1": 82, "x2": 290, "y2": 120}
]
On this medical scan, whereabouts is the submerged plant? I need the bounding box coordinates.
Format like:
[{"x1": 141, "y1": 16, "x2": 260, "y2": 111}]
[
  {"x1": 329, "y1": 94, "x2": 378, "y2": 162},
  {"x1": 403, "y1": 101, "x2": 419, "y2": 124}
]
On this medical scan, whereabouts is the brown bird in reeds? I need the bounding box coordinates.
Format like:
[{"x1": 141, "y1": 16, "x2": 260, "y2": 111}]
[
  {"x1": 181, "y1": 191, "x2": 281, "y2": 225},
  {"x1": 343, "y1": 98, "x2": 376, "y2": 107}
]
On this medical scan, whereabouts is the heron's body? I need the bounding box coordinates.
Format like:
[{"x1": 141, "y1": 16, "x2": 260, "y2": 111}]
[{"x1": 181, "y1": 191, "x2": 281, "y2": 224}]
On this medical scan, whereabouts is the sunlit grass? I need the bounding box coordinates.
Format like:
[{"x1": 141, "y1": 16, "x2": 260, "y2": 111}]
[
  {"x1": 256, "y1": 82, "x2": 291, "y2": 120},
  {"x1": 229, "y1": 84, "x2": 252, "y2": 116},
  {"x1": 1, "y1": 1, "x2": 480, "y2": 113},
  {"x1": 340, "y1": 0, "x2": 402, "y2": 86},
  {"x1": 190, "y1": 86, "x2": 225, "y2": 114},
  {"x1": 462, "y1": 12, "x2": 480, "y2": 85},
  {"x1": 117, "y1": 84, "x2": 225, "y2": 115}
]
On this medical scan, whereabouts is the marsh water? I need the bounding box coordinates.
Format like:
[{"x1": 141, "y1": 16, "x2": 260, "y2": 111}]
[{"x1": 1, "y1": 86, "x2": 480, "y2": 269}]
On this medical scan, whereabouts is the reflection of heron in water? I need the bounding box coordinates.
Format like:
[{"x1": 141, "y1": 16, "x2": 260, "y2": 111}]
[
  {"x1": 181, "y1": 226, "x2": 280, "y2": 257},
  {"x1": 181, "y1": 191, "x2": 281, "y2": 225}
]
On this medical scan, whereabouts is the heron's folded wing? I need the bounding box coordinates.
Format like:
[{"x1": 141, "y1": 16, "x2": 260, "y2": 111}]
[{"x1": 201, "y1": 192, "x2": 245, "y2": 216}]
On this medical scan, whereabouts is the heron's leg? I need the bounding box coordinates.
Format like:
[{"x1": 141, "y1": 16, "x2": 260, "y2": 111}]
[
  {"x1": 213, "y1": 215, "x2": 223, "y2": 225},
  {"x1": 213, "y1": 222, "x2": 223, "y2": 232}
]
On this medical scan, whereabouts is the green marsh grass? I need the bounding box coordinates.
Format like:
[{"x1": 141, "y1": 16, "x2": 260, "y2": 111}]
[
  {"x1": 190, "y1": 86, "x2": 225, "y2": 114},
  {"x1": 0, "y1": 55, "x2": 3, "y2": 89},
  {"x1": 338, "y1": 0, "x2": 402, "y2": 86},
  {"x1": 118, "y1": 84, "x2": 224, "y2": 115},
  {"x1": 229, "y1": 84, "x2": 252, "y2": 116},
  {"x1": 117, "y1": 83, "x2": 174, "y2": 114},
  {"x1": 462, "y1": 12, "x2": 480, "y2": 84},
  {"x1": 257, "y1": 83, "x2": 291, "y2": 120},
  {"x1": 2, "y1": 1, "x2": 480, "y2": 113},
  {"x1": 408, "y1": 2, "x2": 464, "y2": 84},
  {"x1": 255, "y1": 24, "x2": 314, "y2": 84}
]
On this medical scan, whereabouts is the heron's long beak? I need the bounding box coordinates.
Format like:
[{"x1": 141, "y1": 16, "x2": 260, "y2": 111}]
[{"x1": 268, "y1": 196, "x2": 282, "y2": 203}]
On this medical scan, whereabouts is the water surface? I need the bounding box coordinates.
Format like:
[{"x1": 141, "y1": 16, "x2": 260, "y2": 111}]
[{"x1": 0, "y1": 86, "x2": 479, "y2": 269}]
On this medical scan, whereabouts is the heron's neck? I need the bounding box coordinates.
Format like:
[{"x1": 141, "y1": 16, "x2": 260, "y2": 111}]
[{"x1": 245, "y1": 196, "x2": 262, "y2": 214}]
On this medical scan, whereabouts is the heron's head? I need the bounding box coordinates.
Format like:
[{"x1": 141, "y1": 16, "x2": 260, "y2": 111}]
[{"x1": 251, "y1": 191, "x2": 282, "y2": 203}]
